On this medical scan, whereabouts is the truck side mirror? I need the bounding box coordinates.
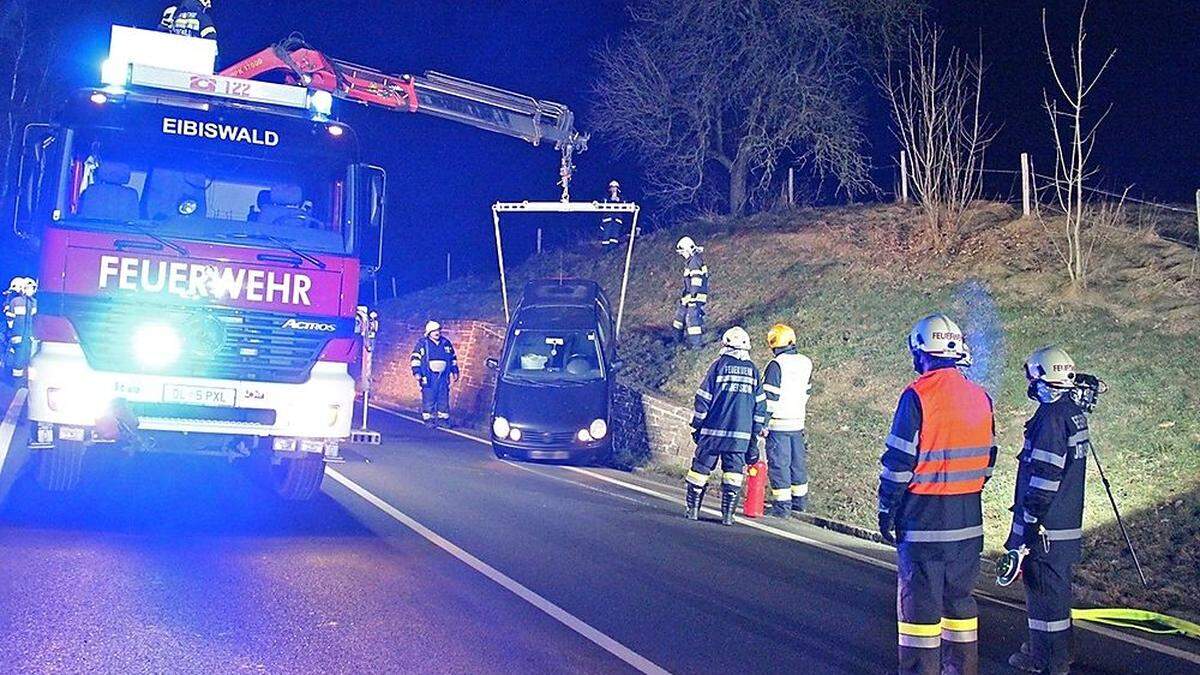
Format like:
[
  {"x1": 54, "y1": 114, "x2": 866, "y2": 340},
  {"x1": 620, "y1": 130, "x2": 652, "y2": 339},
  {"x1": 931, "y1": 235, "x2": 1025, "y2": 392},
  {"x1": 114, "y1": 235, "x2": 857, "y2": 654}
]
[
  {"x1": 355, "y1": 164, "x2": 386, "y2": 273},
  {"x1": 485, "y1": 357, "x2": 499, "y2": 371},
  {"x1": 13, "y1": 124, "x2": 57, "y2": 241}
]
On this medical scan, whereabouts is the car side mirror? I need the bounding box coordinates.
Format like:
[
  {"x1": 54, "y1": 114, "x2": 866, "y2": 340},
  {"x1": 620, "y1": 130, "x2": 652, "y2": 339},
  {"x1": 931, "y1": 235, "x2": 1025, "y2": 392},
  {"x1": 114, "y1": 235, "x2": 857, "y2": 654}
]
[
  {"x1": 610, "y1": 359, "x2": 624, "y2": 372},
  {"x1": 485, "y1": 357, "x2": 499, "y2": 371}
]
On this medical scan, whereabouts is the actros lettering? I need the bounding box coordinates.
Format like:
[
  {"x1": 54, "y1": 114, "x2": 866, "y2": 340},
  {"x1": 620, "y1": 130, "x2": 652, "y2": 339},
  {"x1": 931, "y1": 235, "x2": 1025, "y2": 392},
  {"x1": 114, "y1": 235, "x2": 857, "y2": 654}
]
[
  {"x1": 98, "y1": 255, "x2": 312, "y2": 306},
  {"x1": 162, "y1": 117, "x2": 280, "y2": 147}
]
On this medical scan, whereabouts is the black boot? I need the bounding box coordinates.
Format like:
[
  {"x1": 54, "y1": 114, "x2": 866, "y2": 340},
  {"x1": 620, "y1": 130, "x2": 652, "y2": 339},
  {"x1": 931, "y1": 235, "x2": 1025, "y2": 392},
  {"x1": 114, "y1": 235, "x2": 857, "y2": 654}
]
[
  {"x1": 791, "y1": 495, "x2": 807, "y2": 514},
  {"x1": 720, "y1": 485, "x2": 741, "y2": 526},
  {"x1": 685, "y1": 483, "x2": 707, "y2": 520},
  {"x1": 766, "y1": 500, "x2": 791, "y2": 518}
]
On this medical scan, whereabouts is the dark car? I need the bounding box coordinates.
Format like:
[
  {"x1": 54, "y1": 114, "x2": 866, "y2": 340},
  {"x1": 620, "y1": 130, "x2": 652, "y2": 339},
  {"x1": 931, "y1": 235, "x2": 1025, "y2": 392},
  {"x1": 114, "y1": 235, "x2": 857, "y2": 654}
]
[{"x1": 487, "y1": 279, "x2": 619, "y2": 463}]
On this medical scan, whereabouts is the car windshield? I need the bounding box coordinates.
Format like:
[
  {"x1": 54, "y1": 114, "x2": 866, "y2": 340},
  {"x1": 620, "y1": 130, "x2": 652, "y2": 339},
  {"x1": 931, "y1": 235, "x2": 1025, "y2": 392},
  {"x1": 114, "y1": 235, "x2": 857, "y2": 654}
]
[
  {"x1": 61, "y1": 127, "x2": 350, "y2": 254},
  {"x1": 503, "y1": 328, "x2": 604, "y2": 384}
]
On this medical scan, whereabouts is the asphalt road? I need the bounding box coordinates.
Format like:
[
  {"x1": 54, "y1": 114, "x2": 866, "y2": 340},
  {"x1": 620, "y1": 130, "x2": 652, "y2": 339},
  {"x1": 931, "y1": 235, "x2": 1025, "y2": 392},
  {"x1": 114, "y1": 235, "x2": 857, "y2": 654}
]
[{"x1": 0, "y1": 392, "x2": 1196, "y2": 674}]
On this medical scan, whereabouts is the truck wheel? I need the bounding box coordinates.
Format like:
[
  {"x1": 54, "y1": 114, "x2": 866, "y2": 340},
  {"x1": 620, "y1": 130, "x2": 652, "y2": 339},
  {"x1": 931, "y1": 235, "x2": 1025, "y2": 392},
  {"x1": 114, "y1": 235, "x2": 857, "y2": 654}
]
[
  {"x1": 271, "y1": 455, "x2": 325, "y2": 501},
  {"x1": 35, "y1": 440, "x2": 86, "y2": 492}
]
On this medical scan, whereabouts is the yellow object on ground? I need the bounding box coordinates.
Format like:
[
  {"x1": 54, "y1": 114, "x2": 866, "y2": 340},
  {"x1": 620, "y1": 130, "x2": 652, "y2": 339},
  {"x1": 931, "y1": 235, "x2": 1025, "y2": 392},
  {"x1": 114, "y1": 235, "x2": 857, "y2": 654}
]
[{"x1": 1072, "y1": 608, "x2": 1200, "y2": 639}]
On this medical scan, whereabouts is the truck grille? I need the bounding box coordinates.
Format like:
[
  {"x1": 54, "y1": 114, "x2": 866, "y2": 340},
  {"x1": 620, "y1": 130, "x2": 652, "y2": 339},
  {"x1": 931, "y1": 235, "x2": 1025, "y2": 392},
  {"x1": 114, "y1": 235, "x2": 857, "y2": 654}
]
[{"x1": 60, "y1": 296, "x2": 349, "y2": 384}]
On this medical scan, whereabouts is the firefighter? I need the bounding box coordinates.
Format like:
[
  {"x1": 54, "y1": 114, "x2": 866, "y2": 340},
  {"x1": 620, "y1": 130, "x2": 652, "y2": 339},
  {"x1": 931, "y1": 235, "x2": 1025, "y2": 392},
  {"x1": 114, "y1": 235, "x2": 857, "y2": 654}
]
[
  {"x1": 598, "y1": 180, "x2": 624, "y2": 247},
  {"x1": 685, "y1": 326, "x2": 767, "y2": 526},
  {"x1": 672, "y1": 236, "x2": 708, "y2": 350},
  {"x1": 1005, "y1": 346, "x2": 1090, "y2": 675},
  {"x1": 159, "y1": 0, "x2": 217, "y2": 40},
  {"x1": 762, "y1": 323, "x2": 813, "y2": 517},
  {"x1": 878, "y1": 314, "x2": 996, "y2": 675},
  {"x1": 410, "y1": 321, "x2": 459, "y2": 427},
  {"x1": 4, "y1": 277, "x2": 37, "y2": 380}
]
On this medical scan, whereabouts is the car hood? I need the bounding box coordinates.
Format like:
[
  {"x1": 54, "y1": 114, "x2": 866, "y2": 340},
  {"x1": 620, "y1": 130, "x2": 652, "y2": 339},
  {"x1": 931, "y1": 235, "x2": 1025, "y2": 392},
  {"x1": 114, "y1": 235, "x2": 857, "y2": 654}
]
[{"x1": 494, "y1": 378, "x2": 608, "y2": 429}]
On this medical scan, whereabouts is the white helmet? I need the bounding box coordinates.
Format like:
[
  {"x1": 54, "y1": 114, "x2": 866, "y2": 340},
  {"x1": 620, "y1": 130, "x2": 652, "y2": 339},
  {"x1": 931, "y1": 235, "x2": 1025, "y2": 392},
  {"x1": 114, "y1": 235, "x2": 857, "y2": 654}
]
[
  {"x1": 8, "y1": 277, "x2": 24, "y2": 293},
  {"x1": 956, "y1": 340, "x2": 973, "y2": 368},
  {"x1": 676, "y1": 236, "x2": 697, "y2": 258},
  {"x1": 425, "y1": 320, "x2": 441, "y2": 336},
  {"x1": 608, "y1": 179, "x2": 621, "y2": 190},
  {"x1": 22, "y1": 278, "x2": 37, "y2": 296},
  {"x1": 1025, "y1": 346, "x2": 1076, "y2": 388},
  {"x1": 908, "y1": 314, "x2": 964, "y2": 359},
  {"x1": 722, "y1": 326, "x2": 751, "y2": 351}
]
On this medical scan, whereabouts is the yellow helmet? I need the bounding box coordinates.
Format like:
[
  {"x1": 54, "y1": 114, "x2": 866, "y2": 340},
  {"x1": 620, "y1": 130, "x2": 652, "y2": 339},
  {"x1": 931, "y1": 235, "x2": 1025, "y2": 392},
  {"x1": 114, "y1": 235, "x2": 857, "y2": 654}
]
[{"x1": 767, "y1": 323, "x2": 796, "y2": 349}]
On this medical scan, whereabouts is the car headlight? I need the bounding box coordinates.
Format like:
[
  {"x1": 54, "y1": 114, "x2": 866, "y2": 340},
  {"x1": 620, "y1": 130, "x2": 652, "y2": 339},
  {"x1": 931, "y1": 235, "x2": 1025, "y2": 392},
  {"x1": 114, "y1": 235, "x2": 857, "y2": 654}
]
[
  {"x1": 589, "y1": 418, "x2": 608, "y2": 440},
  {"x1": 577, "y1": 428, "x2": 593, "y2": 442},
  {"x1": 132, "y1": 323, "x2": 182, "y2": 370},
  {"x1": 492, "y1": 416, "x2": 510, "y2": 438},
  {"x1": 508, "y1": 427, "x2": 522, "y2": 442}
]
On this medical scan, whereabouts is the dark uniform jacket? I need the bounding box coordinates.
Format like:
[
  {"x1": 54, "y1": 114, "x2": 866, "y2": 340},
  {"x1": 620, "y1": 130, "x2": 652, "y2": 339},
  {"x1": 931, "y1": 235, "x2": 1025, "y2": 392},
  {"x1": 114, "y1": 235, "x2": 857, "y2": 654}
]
[
  {"x1": 691, "y1": 351, "x2": 767, "y2": 454},
  {"x1": 160, "y1": 1, "x2": 217, "y2": 39},
  {"x1": 878, "y1": 365, "x2": 997, "y2": 559},
  {"x1": 1008, "y1": 397, "x2": 1089, "y2": 562},
  {"x1": 410, "y1": 336, "x2": 459, "y2": 380},
  {"x1": 680, "y1": 252, "x2": 709, "y2": 306}
]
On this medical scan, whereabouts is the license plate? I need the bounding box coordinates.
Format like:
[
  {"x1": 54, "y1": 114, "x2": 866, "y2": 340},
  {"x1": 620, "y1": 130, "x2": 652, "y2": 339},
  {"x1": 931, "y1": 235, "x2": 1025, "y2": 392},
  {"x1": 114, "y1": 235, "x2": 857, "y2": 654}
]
[{"x1": 163, "y1": 384, "x2": 236, "y2": 407}]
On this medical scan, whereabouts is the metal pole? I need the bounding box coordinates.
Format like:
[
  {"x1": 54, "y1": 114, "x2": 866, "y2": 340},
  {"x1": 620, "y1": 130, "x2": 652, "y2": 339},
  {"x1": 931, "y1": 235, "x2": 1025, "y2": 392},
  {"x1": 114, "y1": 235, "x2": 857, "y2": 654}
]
[
  {"x1": 1021, "y1": 153, "x2": 1032, "y2": 216},
  {"x1": 492, "y1": 205, "x2": 511, "y2": 324},
  {"x1": 615, "y1": 206, "x2": 639, "y2": 341},
  {"x1": 899, "y1": 151, "x2": 909, "y2": 204},
  {"x1": 1089, "y1": 443, "x2": 1149, "y2": 587}
]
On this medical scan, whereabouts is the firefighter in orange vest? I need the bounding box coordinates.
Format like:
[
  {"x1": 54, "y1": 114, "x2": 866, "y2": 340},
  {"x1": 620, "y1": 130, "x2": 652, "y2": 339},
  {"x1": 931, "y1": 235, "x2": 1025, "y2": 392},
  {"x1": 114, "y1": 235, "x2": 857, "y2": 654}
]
[{"x1": 878, "y1": 314, "x2": 997, "y2": 675}]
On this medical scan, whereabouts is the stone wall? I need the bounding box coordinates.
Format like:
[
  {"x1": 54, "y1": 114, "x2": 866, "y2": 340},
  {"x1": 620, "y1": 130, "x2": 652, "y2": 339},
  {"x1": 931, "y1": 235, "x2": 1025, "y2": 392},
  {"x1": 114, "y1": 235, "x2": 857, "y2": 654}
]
[{"x1": 368, "y1": 315, "x2": 695, "y2": 467}]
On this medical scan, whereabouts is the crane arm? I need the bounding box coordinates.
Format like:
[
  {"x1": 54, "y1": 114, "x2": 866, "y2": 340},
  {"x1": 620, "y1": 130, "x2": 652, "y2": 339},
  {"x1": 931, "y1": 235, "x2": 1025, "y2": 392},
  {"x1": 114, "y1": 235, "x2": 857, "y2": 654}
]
[{"x1": 221, "y1": 36, "x2": 588, "y2": 200}]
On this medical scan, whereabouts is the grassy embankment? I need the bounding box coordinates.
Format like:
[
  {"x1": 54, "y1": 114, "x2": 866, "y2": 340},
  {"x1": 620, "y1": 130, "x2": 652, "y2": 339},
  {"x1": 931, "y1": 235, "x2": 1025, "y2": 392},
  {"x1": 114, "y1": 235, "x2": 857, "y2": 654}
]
[{"x1": 386, "y1": 202, "x2": 1200, "y2": 621}]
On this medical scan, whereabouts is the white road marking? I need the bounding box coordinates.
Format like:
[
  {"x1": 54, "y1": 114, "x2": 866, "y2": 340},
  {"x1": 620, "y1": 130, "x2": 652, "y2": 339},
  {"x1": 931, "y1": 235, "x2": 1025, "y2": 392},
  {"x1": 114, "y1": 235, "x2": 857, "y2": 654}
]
[
  {"x1": 366, "y1": 402, "x2": 1200, "y2": 666},
  {"x1": 0, "y1": 388, "x2": 29, "y2": 476},
  {"x1": 325, "y1": 468, "x2": 670, "y2": 675}
]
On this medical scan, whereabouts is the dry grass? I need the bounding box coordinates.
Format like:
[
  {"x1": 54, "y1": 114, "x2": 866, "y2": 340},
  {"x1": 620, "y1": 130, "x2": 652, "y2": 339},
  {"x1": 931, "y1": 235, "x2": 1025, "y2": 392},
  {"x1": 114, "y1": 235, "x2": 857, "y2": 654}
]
[{"x1": 391, "y1": 201, "x2": 1200, "y2": 621}]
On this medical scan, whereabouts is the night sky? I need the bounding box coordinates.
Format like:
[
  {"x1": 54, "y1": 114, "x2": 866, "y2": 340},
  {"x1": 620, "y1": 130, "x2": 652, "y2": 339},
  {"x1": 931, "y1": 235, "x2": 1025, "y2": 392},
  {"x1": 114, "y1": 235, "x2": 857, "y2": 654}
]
[{"x1": 19, "y1": 1, "x2": 1200, "y2": 291}]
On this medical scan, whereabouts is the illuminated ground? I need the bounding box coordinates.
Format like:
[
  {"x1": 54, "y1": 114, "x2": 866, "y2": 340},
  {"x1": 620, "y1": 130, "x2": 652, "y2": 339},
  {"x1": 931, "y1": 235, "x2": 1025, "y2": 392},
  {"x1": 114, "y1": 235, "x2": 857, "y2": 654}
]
[{"x1": 0, "y1": 394, "x2": 1195, "y2": 673}]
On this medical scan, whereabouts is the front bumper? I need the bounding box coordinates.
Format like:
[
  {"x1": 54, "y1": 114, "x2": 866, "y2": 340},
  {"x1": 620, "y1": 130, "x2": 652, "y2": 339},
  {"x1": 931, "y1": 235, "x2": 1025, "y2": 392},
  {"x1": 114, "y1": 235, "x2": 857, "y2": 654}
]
[
  {"x1": 27, "y1": 341, "x2": 354, "y2": 439},
  {"x1": 491, "y1": 433, "x2": 610, "y2": 461}
]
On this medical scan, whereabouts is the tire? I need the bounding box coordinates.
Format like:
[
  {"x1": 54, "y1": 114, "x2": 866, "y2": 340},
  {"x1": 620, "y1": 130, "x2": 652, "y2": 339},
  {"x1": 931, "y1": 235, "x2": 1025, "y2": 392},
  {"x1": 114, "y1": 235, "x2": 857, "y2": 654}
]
[
  {"x1": 35, "y1": 440, "x2": 86, "y2": 492},
  {"x1": 271, "y1": 454, "x2": 326, "y2": 500}
]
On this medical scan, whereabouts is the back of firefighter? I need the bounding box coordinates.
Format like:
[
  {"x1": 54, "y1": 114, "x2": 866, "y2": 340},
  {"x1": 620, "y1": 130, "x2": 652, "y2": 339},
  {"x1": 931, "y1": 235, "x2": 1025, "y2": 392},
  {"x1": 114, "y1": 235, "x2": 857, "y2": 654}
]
[
  {"x1": 159, "y1": 0, "x2": 217, "y2": 40},
  {"x1": 1005, "y1": 346, "x2": 1089, "y2": 675},
  {"x1": 684, "y1": 327, "x2": 767, "y2": 526},
  {"x1": 672, "y1": 236, "x2": 708, "y2": 350},
  {"x1": 878, "y1": 314, "x2": 996, "y2": 675},
  {"x1": 410, "y1": 321, "x2": 459, "y2": 427},
  {"x1": 762, "y1": 323, "x2": 813, "y2": 517},
  {"x1": 598, "y1": 180, "x2": 624, "y2": 247},
  {"x1": 4, "y1": 277, "x2": 37, "y2": 380}
]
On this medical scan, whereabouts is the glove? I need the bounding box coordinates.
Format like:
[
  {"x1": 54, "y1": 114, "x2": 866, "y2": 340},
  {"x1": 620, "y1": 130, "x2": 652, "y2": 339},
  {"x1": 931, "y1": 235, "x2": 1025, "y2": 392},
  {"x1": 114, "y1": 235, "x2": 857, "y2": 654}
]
[
  {"x1": 746, "y1": 442, "x2": 761, "y2": 466},
  {"x1": 691, "y1": 428, "x2": 701, "y2": 444},
  {"x1": 1024, "y1": 521, "x2": 1049, "y2": 554},
  {"x1": 878, "y1": 512, "x2": 896, "y2": 545}
]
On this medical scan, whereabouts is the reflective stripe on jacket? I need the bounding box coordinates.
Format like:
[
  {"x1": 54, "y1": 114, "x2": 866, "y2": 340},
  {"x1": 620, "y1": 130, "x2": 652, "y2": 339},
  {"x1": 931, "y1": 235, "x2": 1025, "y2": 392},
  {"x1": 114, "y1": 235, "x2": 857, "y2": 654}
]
[
  {"x1": 1009, "y1": 397, "x2": 1089, "y2": 561},
  {"x1": 410, "y1": 336, "x2": 459, "y2": 379},
  {"x1": 680, "y1": 252, "x2": 709, "y2": 306},
  {"x1": 692, "y1": 351, "x2": 766, "y2": 453}
]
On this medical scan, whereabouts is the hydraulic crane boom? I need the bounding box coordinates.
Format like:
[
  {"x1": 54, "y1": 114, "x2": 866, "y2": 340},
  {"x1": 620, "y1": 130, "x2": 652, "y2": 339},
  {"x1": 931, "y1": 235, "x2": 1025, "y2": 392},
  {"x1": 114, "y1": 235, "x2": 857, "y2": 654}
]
[{"x1": 221, "y1": 35, "x2": 588, "y2": 200}]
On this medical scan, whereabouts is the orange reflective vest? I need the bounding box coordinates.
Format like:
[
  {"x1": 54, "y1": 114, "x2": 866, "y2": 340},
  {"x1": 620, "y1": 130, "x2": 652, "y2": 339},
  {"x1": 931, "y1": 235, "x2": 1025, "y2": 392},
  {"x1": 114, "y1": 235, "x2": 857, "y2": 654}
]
[{"x1": 908, "y1": 369, "x2": 994, "y2": 496}]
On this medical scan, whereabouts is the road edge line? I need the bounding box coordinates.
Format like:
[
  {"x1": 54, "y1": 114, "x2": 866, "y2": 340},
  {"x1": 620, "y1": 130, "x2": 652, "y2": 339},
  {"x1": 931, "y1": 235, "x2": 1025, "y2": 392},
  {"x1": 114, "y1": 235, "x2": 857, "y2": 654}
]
[
  {"x1": 0, "y1": 388, "x2": 29, "y2": 476},
  {"x1": 325, "y1": 467, "x2": 670, "y2": 675},
  {"x1": 365, "y1": 402, "x2": 1200, "y2": 665}
]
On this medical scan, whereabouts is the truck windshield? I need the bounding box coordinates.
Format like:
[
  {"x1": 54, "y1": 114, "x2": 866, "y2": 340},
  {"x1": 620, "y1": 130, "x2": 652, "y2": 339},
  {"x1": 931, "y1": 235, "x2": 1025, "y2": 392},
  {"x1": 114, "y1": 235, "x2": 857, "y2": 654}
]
[
  {"x1": 61, "y1": 127, "x2": 350, "y2": 254},
  {"x1": 503, "y1": 328, "x2": 604, "y2": 384}
]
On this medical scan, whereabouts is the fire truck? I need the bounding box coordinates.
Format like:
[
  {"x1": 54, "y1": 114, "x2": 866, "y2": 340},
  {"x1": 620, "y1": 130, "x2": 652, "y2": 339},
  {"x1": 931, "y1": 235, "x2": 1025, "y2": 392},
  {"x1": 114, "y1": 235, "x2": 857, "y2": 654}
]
[{"x1": 11, "y1": 26, "x2": 586, "y2": 498}]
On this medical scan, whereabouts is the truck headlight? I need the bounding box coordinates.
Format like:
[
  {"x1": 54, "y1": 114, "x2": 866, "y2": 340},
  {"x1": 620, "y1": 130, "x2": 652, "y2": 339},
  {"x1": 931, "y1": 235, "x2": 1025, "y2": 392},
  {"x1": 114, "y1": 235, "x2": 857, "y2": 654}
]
[
  {"x1": 132, "y1": 323, "x2": 182, "y2": 370},
  {"x1": 589, "y1": 419, "x2": 608, "y2": 440},
  {"x1": 492, "y1": 416, "x2": 510, "y2": 439}
]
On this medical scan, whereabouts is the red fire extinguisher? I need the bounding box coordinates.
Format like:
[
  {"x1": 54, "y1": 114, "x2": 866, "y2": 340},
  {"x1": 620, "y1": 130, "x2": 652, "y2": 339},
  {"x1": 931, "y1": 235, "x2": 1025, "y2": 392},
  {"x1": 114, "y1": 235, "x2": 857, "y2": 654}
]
[{"x1": 743, "y1": 460, "x2": 768, "y2": 518}]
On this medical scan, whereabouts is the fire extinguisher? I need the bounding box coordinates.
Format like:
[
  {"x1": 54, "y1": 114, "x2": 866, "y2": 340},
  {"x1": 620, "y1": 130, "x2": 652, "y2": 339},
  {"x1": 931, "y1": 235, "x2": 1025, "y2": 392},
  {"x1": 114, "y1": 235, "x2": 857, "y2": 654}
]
[{"x1": 743, "y1": 460, "x2": 768, "y2": 518}]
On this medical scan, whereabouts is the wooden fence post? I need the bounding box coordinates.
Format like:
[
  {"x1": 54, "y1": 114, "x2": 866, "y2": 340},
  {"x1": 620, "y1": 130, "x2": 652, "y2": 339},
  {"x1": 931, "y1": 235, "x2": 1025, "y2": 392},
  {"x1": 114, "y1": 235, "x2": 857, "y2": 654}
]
[
  {"x1": 446, "y1": 252, "x2": 451, "y2": 282},
  {"x1": 787, "y1": 167, "x2": 795, "y2": 207},
  {"x1": 536, "y1": 227, "x2": 543, "y2": 254},
  {"x1": 899, "y1": 151, "x2": 909, "y2": 204},
  {"x1": 1021, "y1": 153, "x2": 1032, "y2": 217},
  {"x1": 1194, "y1": 189, "x2": 1199, "y2": 247}
]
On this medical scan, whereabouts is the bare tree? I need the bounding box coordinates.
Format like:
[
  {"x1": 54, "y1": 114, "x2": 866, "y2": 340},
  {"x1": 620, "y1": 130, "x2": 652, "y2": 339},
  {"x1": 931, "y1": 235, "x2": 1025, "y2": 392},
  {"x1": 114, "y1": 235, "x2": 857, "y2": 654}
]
[
  {"x1": 1039, "y1": 1, "x2": 1116, "y2": 288},
  {"x1": 593, "y1": 0, "x2": 919, "y2": 216},
  {"x1": 882, "y1": 22, "x2": 994, "y2": 249},
  {"x1": 0, "y1": 0, "x2": 60, "y2": 199}
]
